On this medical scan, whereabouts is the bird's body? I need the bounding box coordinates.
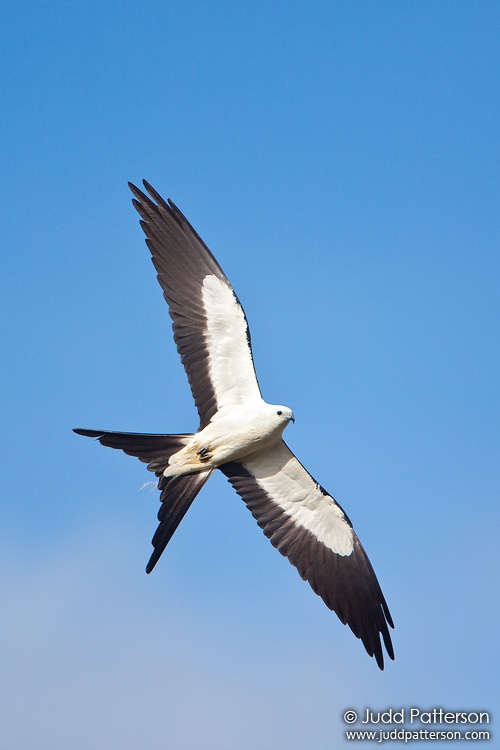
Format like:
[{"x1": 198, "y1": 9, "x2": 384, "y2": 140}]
[
  {"x1": 165, "y1": 402, "x2": 294, "y2": 476},
  {"x1": 75, "y1": 181, "x2": 394, "y2": 669}
]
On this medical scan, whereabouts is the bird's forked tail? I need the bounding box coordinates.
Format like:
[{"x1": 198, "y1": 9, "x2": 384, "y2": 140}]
[{"x1": 73, "y1": 428, "x2": 213, "y2": 571}]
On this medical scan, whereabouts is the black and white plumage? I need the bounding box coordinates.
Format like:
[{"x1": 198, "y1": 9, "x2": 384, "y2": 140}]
[{"x1": 75, "y1": 181, "x2": 394, "y2": 669}]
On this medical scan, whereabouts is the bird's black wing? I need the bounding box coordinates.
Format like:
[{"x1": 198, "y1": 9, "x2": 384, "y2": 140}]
[
  {"x1": 220, "y1": 441, "x2": 394, "y2": 669},
  {"x1": 129, "y1": 181, "x2": 262, "y2": 429}
]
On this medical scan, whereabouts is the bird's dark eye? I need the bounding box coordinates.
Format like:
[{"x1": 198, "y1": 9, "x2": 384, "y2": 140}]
[{"x1": 277, "y1": 410, "x2": 282, "y2": 416}]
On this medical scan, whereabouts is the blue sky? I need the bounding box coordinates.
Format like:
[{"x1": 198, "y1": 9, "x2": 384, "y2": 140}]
[{"x1": 1, "y1": 1, "x2": 499, "y2": 747}]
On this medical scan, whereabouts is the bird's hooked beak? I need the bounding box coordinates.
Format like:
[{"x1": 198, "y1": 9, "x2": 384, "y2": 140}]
[{"x1": 289, "y1": 412, "x2": 295, "y2": 423}]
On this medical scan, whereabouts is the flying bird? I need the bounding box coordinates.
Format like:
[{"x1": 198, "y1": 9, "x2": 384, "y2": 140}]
[{"x1": 74, "y1": 181, "x2": 394, "y2": 669}]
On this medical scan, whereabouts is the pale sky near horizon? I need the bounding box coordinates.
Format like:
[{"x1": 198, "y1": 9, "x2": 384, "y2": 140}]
[{"x1": 1, "y1": 1, "x2": 499, "y2": 747}]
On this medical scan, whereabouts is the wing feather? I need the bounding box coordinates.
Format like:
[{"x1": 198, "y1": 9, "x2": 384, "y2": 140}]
[
  {"x1": 220, "y1": 442, "x2": 394, "y2": 669},
  {"x1": 129, "y1": 181, "x2": 261, "y2": 427}
]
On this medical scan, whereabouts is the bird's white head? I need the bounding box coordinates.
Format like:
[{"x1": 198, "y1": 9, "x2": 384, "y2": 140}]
[{"x1": 266, "y1": 403, "x2": 295, "y2": 429}]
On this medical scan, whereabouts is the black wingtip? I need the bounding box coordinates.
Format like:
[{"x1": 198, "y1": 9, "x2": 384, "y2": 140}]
[
  {"x1": 373, "y1": 627, "x2": 395, "y2": 670},
  {"x1": 386, "y1": 608, "x2": 395, "y2": 631},
  {"x1": 128, "y1": 181, "x2": 147, "y2": 202},
  {"x1": 142, "y1": 180, "x2": 171, "y2": 212},
  {"x1": 128, "y1": 180, "x2": 164, "y2": 205}
]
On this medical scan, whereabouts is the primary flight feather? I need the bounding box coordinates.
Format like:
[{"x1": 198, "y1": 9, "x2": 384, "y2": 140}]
[{"x1": 74, "y1": 181, "x2": 394, "y2": 669}]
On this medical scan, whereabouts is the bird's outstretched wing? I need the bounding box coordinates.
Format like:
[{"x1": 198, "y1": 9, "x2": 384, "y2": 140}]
[
  {"x1": 220, "y1": 442, "x2": 394, "y2": 669},
  {"x1": 129, "y1": 181, "x2": 262, "y2": 428}
]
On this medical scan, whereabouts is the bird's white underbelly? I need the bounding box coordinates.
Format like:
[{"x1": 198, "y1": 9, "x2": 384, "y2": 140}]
[{"x1": 164, "y1": 407, "x2": 284, "y2": 477}]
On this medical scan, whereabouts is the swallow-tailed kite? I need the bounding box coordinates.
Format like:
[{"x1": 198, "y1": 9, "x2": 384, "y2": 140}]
[{"x1": 75, "y1": 181, "x2": 394, "y2": 669}]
